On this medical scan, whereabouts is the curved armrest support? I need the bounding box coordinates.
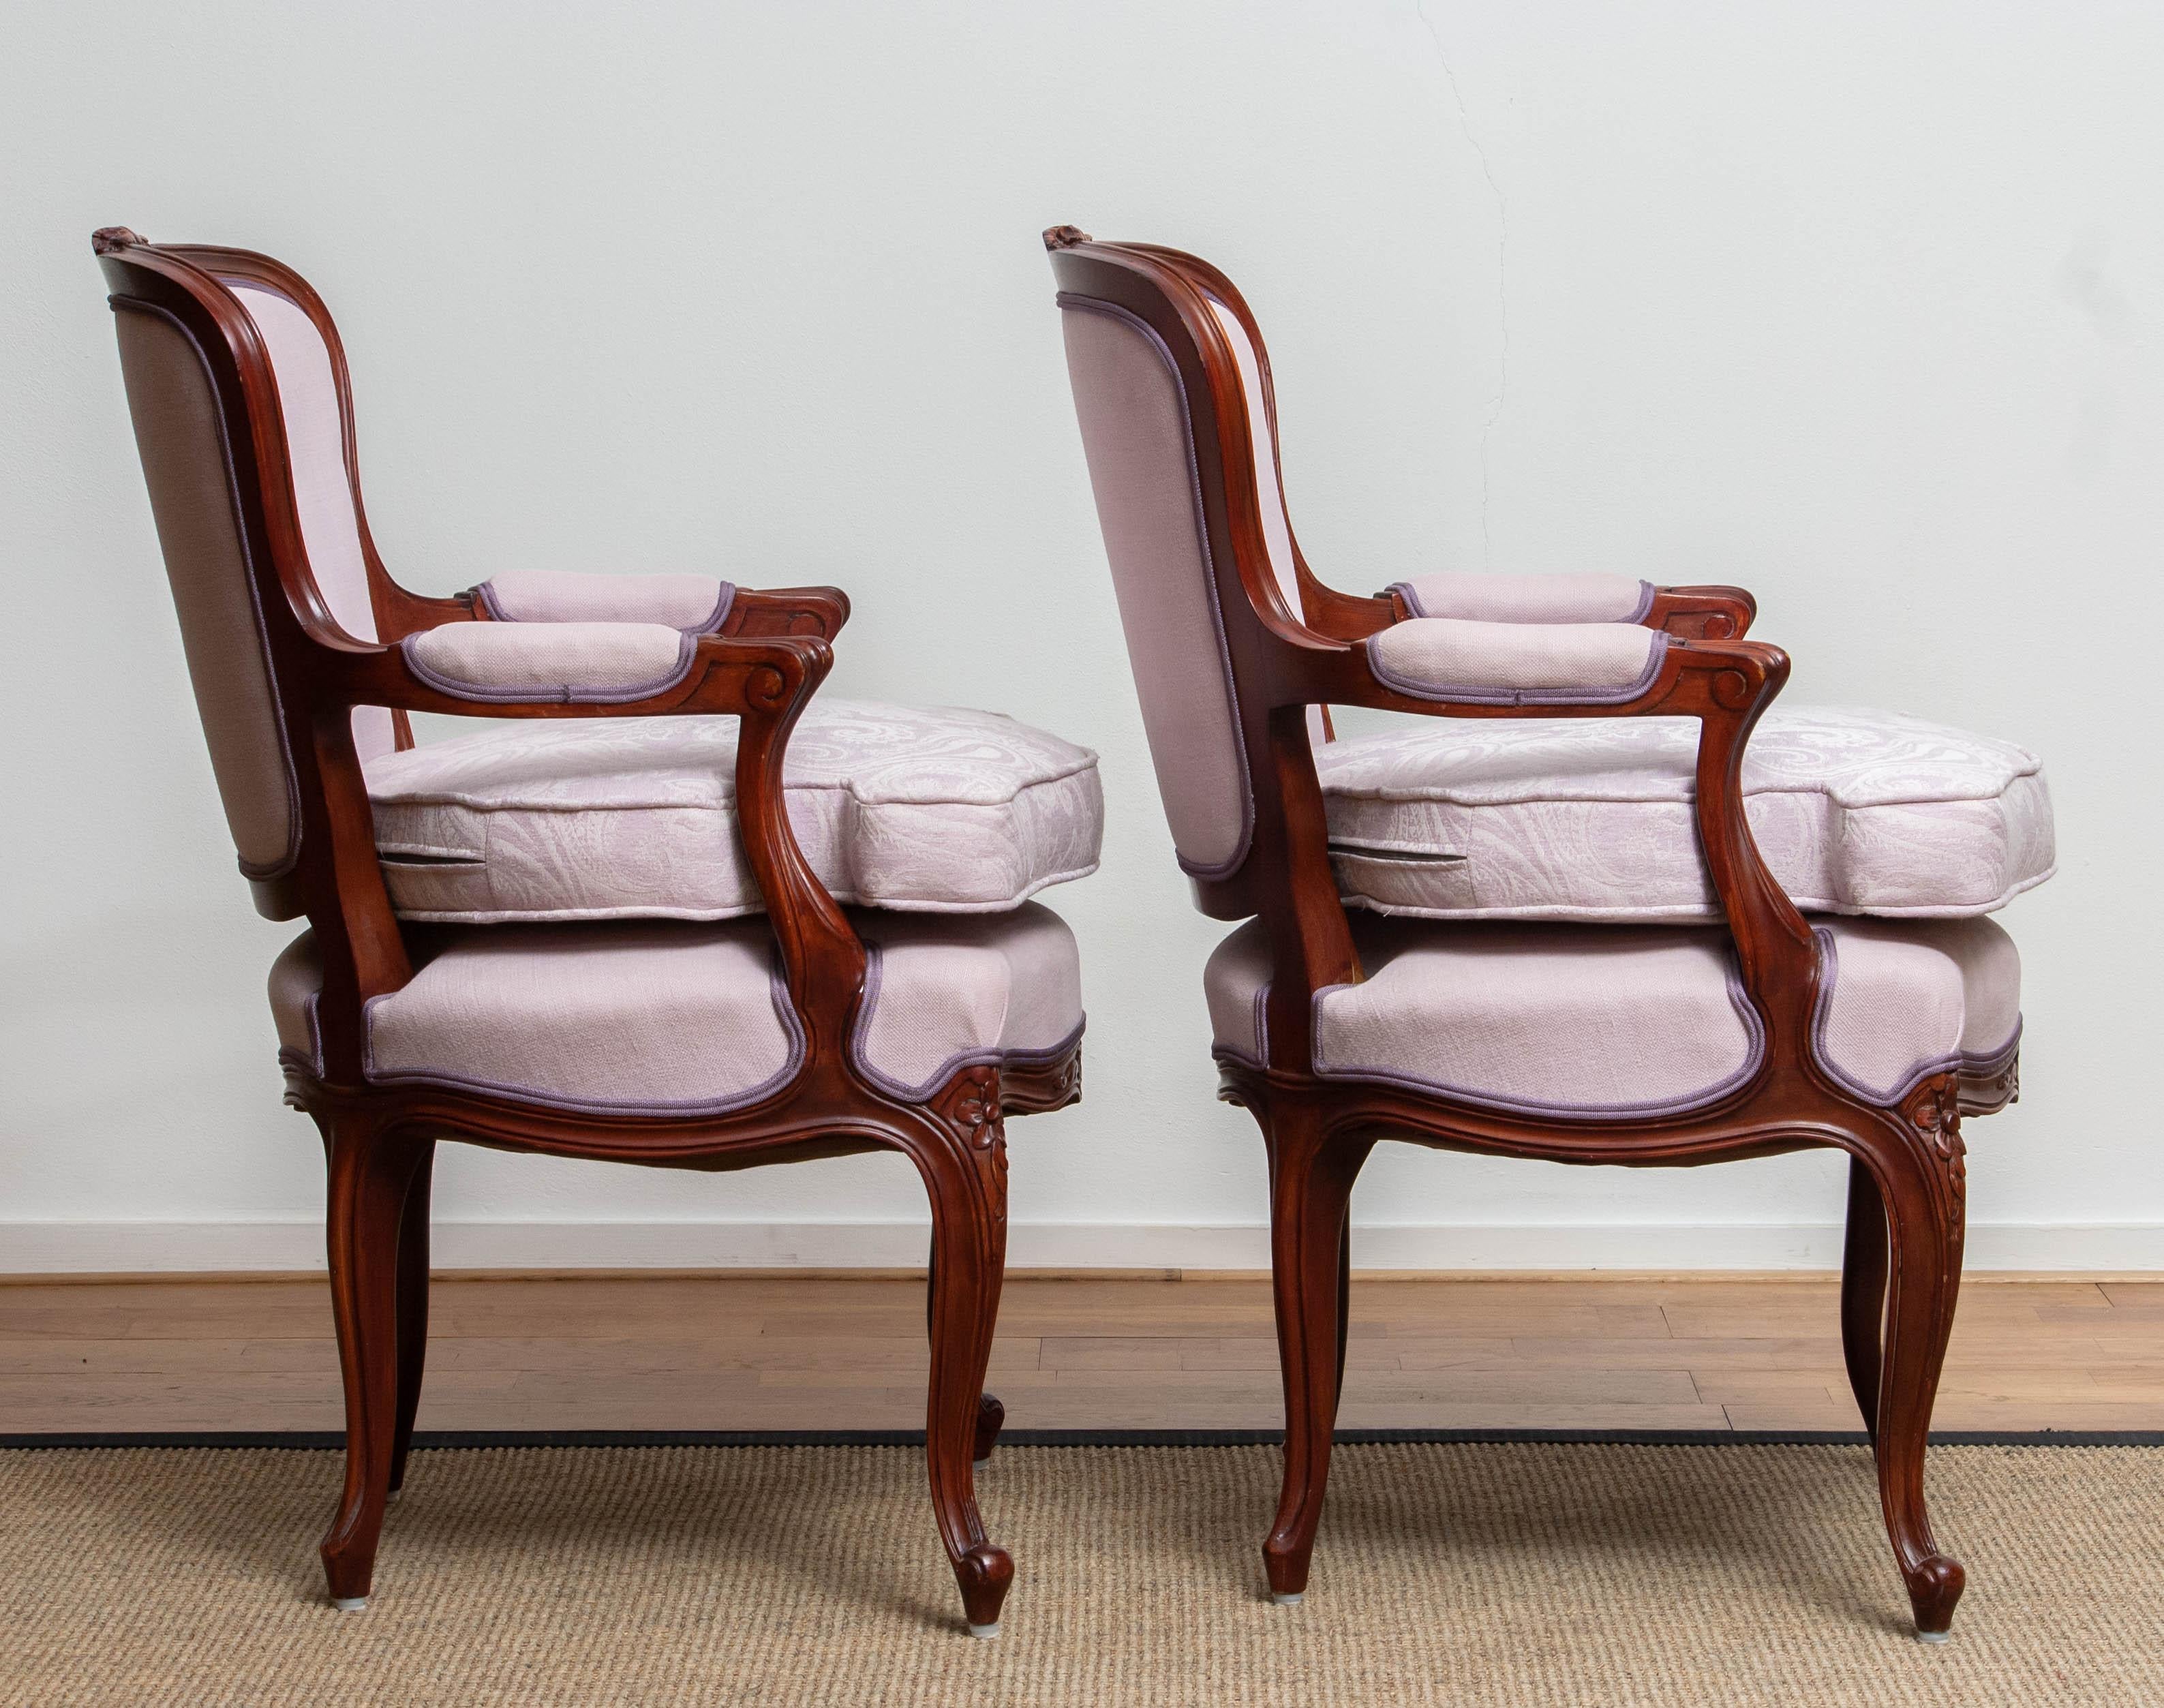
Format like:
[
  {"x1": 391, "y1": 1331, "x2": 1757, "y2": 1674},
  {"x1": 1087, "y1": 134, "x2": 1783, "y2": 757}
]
[
  {"x1": 320, "y1": 628, "x2": 867, "y2": 1053},
  {"x1": 1264, "y1": 623, "x2": 1818, "y2": 1058}
]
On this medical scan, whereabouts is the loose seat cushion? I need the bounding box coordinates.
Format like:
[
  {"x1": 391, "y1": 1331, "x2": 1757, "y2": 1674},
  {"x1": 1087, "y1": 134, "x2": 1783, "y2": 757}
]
[
  {"x1": 1317, "y1": 706, "x2": 2052, "y2": 920},
  {"x1": 365, "y1": 699, "x2": 1103, "y2": 921},
  {"x1": 270, "y1": 903, "x2": 1082, "y2": 1114},
  {"x1": 1205, "y1": 913, "x2": 2018, "y2": 1118}
]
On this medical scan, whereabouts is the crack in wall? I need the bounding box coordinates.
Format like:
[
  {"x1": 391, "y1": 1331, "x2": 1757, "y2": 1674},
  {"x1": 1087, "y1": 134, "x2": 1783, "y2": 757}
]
[{"x1": 1414, "y1": 0, "x2": 1509, "y2": 568}]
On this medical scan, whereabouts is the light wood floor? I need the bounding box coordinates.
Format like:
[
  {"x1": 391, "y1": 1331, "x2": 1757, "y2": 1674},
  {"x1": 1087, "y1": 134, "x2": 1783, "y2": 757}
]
[{"x1": 4, "y1": 1273, "x2": 2161, "y2": 1436}]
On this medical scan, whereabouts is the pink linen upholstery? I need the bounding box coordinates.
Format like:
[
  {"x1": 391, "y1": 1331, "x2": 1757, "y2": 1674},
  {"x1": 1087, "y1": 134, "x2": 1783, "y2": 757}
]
[
  {"x1": 476, "y1": 570, "x2": 735, "y2": 632},
  {"x1": 270, "y1": 904, "x2": 1083, "y2": 1115},
  {"x1": 1814, "y1": 918, "x2": 2022, "y2": 1101},
  {"x1": 1386, "y1": 572, "x2": 1655, "y2": 625},
  {"x1": 365, "y1": 699, "x2": 1103, "y2": 921},
  {"x1": 1318, "y1": 706, "x2": 2054, "y2": 920},
  {"x1": 852, "y1": 905, "x2": 1087, "y2": 1098},
  {"x1": 112, "y1": 305, "x2": 298, "y2": 874},
  {"x1": 401, "y1": 622, "x2": 695, "y2": 703},
  {"x1": 1204, "y1": 913, "x2": 2017, "y2": 1117},
  {"x1": 223, "y1": 281, "x2": 397, "y2": 764},
  {"x1": 1059, "y1": 299, "x2": 1251, "y2": 874},
  {"x1": 1367, "y1": 617, "x2": 1666, "y2": 705}
]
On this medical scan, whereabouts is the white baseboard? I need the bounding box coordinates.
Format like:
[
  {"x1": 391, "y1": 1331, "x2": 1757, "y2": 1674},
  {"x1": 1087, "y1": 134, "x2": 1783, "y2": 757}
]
[{"x1": 5, "y1": 1219, "x2": 2159, "y2": 1275}]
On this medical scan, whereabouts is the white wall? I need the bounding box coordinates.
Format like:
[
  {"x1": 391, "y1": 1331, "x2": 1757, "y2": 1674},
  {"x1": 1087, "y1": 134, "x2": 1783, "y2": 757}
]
[{"x1": 3, "y1": 0, "x2": 2159, "y2": 1273}]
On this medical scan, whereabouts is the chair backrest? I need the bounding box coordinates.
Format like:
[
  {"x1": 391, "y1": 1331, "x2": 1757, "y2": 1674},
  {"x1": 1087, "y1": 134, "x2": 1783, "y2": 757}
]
[
  {"x1": 1048, "y1": 231, "x2": 1324, "y2": 919},
  {"x1": 217, "y1": 275, "x2": 396, "y2": 765},
  {"x1": 94, "y1": 228, "x2": 399, "y2": 919}
]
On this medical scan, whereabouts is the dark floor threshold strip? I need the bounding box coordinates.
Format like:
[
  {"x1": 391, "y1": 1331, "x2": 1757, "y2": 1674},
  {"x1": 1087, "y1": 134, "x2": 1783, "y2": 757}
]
[{"x1": 7, "y1": 1427, "x2": 2162, "y2": 1450}]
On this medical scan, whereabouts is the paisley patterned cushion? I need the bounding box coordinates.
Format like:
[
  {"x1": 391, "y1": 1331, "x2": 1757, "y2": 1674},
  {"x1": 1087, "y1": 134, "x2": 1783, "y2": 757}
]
[
  {"x1": 1317, "y1": 705, "x2": 2052, "y2": 920},
  {"x1": 365, "y1": 699, "x2": 1102, "y2": 921}
]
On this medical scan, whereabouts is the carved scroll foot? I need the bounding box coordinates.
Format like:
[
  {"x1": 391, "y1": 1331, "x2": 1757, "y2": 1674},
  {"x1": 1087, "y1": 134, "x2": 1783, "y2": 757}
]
[
  {"x1": 1906, "y1": 1553, "x2": 1966, "y2": 1641},
  {"x1": 955, "y1": 1542, "x2": 1014, "y2": 1635}
]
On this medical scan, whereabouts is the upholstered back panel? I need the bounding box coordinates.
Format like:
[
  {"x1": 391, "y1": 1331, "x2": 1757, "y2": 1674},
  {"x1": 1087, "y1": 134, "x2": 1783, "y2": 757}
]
[
  {"x1": 224, "y1": 281, "x2": 395, "y2": 763},
  {"x1": 1059, "y1": 301, "x2": 1251, "y2": 876},
  {"x1": 112, "y1": 307, "x2": 297, "y2": 874}
]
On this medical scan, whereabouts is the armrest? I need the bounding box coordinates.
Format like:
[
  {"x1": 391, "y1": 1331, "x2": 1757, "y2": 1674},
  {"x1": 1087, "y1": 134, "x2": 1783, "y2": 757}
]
[
  {"x1": 719, "y1": 585, "x2": 851, "y2": 641},
  {"x1": 472, "y1": 570, "x2": 735, "y2": 630},
  {"x1": 1365, "y1": 617, "x2": 1667, "y2": 706},
  {"x1": 1380, "y1": 571, "x2": 1756, "y2": 640},
  {"x1": 401, "y1": 622, "x2": 703, "y2": 704},
  {"x1": 1265, "y1": 623, "x2": 1818, "y2": 1036},
  {"x1": 324, "y1": 626, "x2": 866, "y2": 1051},
  {"x1": 1384, "y1": 570, "x2": 1654, "y2": 626},
  {"x1": 459, "y1": 570, "x2": 851, "y2": 641}
]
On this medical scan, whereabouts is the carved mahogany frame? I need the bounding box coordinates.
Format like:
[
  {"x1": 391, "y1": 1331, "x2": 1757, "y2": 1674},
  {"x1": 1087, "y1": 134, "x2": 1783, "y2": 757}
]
[
  {"x1": 1046, "y1": 226, "x2": 2010, "y2": 1638},
  {"x1": 94, "y1": 229, "x2": 1071, "y2": 1634}
]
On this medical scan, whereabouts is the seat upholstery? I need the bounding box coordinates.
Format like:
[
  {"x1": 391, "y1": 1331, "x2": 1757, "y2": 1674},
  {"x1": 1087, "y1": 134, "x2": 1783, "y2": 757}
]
[
  {"x1": 1318, "y1": 705, "x2": 2053, "y2": 920},
  {"x1": 366, "y1": 698, "x2": 1103, "y2": 921},
  {"x1": 475, "y1": 570, "x2": 735, "y2": 630},
  {"x1": 271, "y1": 903, "x2": 1083, "y2": 1114},
  {"x1": 1206, "y1": 912, "x2": 2017, "y2": 1118}
]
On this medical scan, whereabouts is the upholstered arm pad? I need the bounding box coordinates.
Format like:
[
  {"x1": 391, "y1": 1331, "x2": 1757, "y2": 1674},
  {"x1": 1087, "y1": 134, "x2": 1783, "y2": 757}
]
[
  {"x1": 1366, "y1": 617, "x2": 1668, "y2": 706},
  {"x1": 472, "y1": 570, "x2": 735, "y2": 632},
  {"x1": 1382, "y1": 572, "x2": 1654, "y2": 626},
  {"x1": 401, "y1": 621, "x2": 697, "y2": 705}
]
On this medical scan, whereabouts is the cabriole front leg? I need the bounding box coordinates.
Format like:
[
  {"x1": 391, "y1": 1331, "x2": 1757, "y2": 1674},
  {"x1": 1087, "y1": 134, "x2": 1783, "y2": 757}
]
[
  {"x1": 926, "y1": 1233, "x2": 1006, "y2": 1468},
  {"x1": 1858, "y1": 1078, "x2": 1970, "y2": 1640},
  {"x1": 917, "y1": 1069, "x2": 1014, "y2": 1636}
]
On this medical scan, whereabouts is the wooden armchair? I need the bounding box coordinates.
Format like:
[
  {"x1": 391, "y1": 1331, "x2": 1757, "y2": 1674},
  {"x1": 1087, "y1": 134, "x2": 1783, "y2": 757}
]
[
  {"x1": 95, "y1": 228, "x2": 1087, "y2": 1636},
  {"x1": 1046, "y1": 228, "x2": 2042, "y2": 1641}
]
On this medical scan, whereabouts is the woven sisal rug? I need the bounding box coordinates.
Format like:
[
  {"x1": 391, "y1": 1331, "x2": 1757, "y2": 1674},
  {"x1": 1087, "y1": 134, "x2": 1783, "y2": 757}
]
[{"x1": 2, "y1": 1442, "x2": 2156, "y2": 1705}]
